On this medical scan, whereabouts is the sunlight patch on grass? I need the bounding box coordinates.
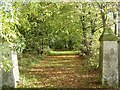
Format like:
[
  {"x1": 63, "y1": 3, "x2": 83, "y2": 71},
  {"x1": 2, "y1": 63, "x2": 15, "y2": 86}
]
[{"x1": 49, "y1": 51, "x2": 79, "y2": 56}]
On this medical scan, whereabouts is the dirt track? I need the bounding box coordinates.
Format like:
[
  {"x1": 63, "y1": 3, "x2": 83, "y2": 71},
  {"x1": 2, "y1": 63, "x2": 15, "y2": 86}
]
[{"x1": 26, "y1": 55, "x2": 99, "y2": 88}]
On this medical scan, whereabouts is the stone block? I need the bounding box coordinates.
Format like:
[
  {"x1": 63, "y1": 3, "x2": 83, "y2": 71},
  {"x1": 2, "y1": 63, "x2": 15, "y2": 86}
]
[
  {"x1": 99, "y1": 28, "x2": 119, "y2": 87},
  {"x1": 0, "y1": 43, "x2": 19, "y2": 88},
  {"x1": 102, "y1": 41, "x2": 118, "y2": 86}
]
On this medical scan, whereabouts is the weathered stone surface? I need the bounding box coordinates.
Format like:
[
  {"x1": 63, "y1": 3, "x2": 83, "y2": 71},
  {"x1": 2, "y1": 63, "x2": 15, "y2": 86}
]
[
  {"x1": 0, "y1": 43, "x2": 19, "y2": 88},
  {"x1": 3, "y1": 51, "x2": 19, "y2": 88},
  {"x1": 118, "y1": 2, "x2": 120, "y2": 36},
  {"x1": 117, "y1": 1, "x2": 120, "y2": 86},
  {"x1": 2, "y1": 70, "x2": 16, "y2": 88},
  {"x1": 99, "y1": 27, "x2": 119, "y2": 86},
  {"x1": 11, "y1": 51, "x2": 19, "y2": 86},
  {"x1": 102, "y1": 41, "x2": 118, "y2": 86}
]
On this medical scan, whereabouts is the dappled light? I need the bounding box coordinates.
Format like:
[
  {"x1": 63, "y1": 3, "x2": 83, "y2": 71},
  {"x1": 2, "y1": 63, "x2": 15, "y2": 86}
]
[
  {"x1": 0, "y1": 1, "x2": 119, "y2": 89},
  {"x1": 18, "y1": 53, "x2": 99, "y2": 88}
]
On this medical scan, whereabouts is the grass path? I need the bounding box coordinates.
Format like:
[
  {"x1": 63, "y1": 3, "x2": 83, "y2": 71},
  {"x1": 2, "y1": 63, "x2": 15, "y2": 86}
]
[{"x1": 18, "y1": 55, "x2": 100, "y2": 88}]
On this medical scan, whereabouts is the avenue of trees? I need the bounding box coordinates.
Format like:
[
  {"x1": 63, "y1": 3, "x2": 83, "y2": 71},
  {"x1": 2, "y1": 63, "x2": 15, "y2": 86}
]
[{"x1": 0, "y1": 1, "x2": 118, "y2": 68}]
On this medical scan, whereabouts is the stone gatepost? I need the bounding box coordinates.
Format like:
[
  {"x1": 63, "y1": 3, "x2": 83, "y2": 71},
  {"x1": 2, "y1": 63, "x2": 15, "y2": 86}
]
[
  {"x1": 0, "y1": 43, "x2": 19, "y2": 88},
  {"x1": 117, "y1": 1, "x2": 120, "y2": 86},
  {"x1": 99, "y1": 28, "x2": 119, "y2": 87}
]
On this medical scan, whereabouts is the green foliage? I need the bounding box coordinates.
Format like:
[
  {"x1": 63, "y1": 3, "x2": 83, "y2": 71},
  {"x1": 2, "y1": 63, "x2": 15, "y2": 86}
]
[
  {"x1": 0, "y1": 43, "x2": 13, "y2": 72},
  {"x1": 1, "y1": 2, "x2": 25, "y2": 53},
  {"x1": 0, "y1": 1, "x2": 117, "y2": 72},
  {"x1": 0, "y1": 2, "x2": 25, "y2": 73},
  {"x1": 13, "y1": 2, "x2": 49, "y2": 54},
  {"x1": 2, "y1": 57, "x2": 13, "y2": 72},
  {"x1": 88, "y1": 30, "x2": 102, "y2": 69}
]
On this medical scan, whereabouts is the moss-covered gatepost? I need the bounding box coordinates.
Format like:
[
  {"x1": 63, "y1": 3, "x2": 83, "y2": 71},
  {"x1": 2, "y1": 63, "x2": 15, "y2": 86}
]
[{"x1": 99, "y1": 27, "x2": 119, "y2": 87}]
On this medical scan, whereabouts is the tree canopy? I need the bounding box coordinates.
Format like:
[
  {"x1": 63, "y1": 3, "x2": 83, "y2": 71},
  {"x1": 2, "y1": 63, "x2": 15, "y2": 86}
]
[{"x1": 0, "y1": 1, "x2": 118, "y2": 55}]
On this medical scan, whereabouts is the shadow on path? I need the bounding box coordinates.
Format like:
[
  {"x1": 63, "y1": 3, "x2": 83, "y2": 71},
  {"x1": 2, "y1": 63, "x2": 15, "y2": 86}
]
[{"x1": 23, "y1": 55, "x2": 99, "y2": 88}]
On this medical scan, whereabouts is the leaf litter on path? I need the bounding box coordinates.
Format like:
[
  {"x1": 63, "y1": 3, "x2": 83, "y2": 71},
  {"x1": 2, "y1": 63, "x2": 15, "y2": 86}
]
[{"x1": 19, "y1": 55, "x2": 100, "y2": 88}]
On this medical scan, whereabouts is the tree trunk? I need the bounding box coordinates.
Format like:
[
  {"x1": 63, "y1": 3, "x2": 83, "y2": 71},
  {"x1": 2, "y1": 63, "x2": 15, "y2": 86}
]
[{"x1": 81, "y1": 16, "x2": 90, "y2": 55}]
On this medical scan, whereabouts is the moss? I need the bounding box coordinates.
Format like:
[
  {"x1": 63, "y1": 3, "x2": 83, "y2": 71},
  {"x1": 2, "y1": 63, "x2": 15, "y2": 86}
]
[
  {"x1": 99, "y1": 28, "x2": 118, "y2": 41},
  {"x1": 99, "y1": 35, "x2": 117, "y2": 41},
  {"x1": 2, "y1": 85, "x2": 14, "y2": 89}
]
